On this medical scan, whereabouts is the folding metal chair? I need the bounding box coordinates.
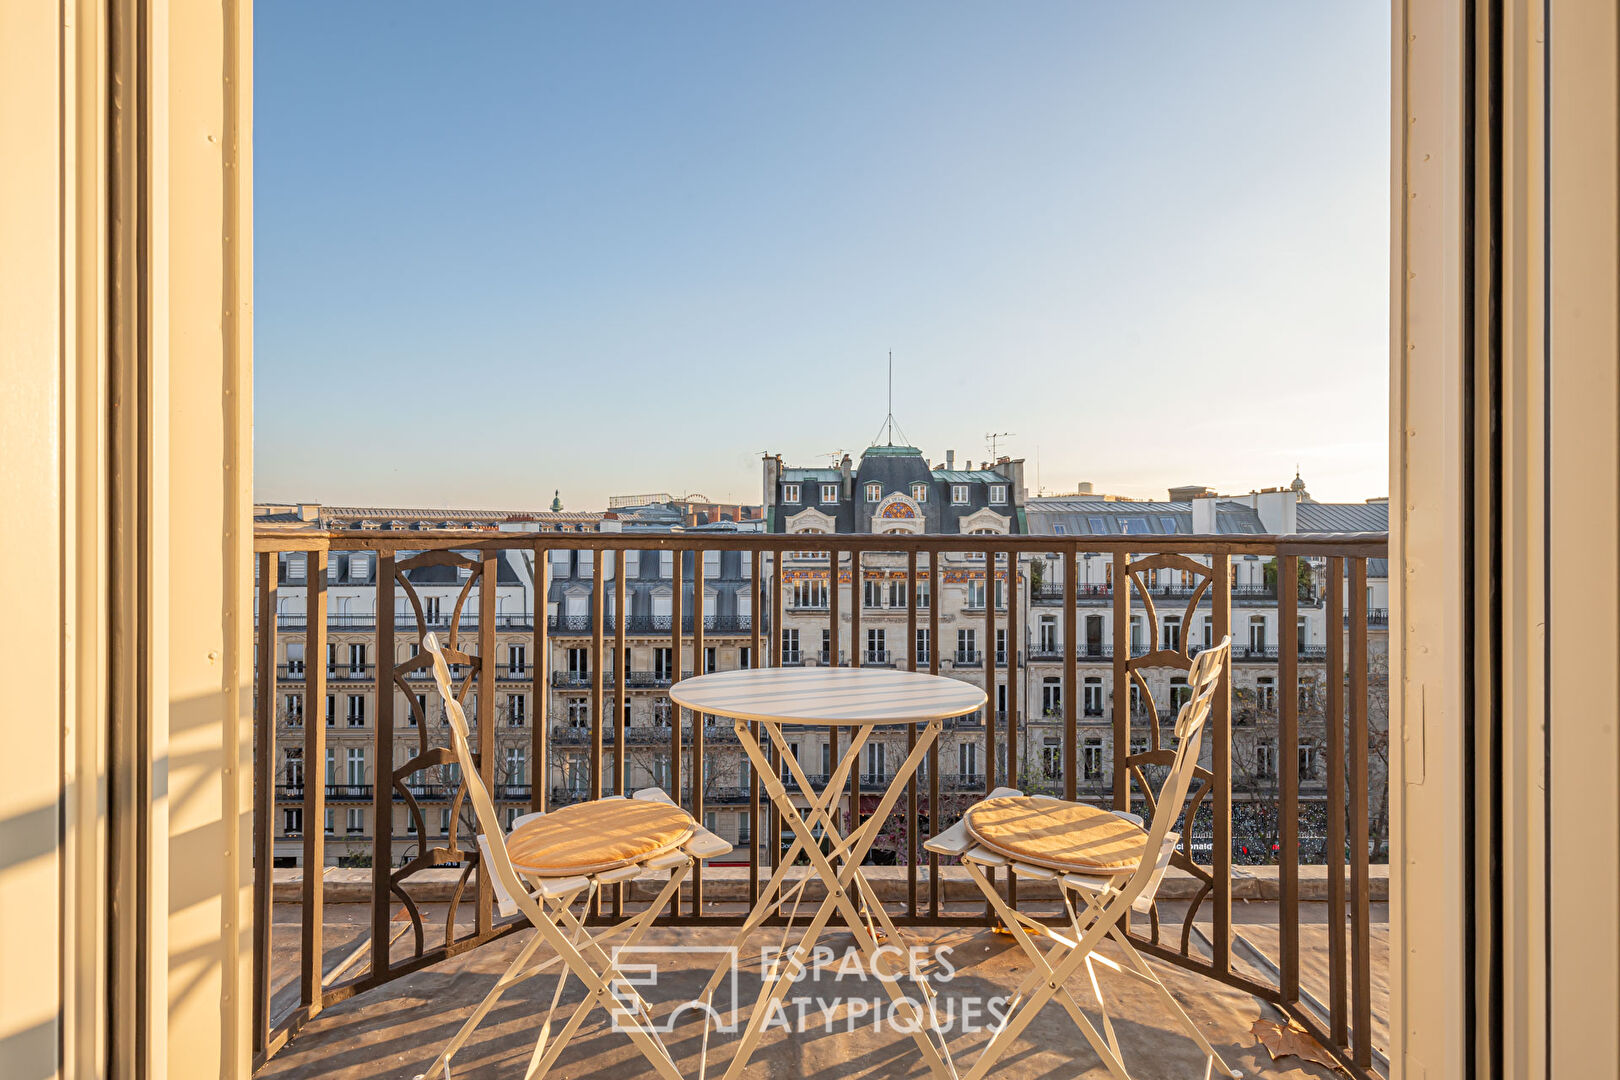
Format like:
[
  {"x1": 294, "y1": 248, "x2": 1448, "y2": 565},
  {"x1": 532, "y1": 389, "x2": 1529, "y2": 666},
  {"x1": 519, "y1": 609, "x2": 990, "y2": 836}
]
[
  {"x1": 926, "y1": 638, "x2": 1242, "y2": 1080},
  {"x1": 412, "y1": 633, "x2": 732, "y2": 1080}
]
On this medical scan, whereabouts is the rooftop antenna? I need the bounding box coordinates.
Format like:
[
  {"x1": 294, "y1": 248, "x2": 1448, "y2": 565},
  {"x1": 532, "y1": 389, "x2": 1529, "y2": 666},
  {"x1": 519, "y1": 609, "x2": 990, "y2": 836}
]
[
  {"x1": 868, "y1": 350, "x2": 914, "y2": 449},
  {"x1": 986, "y1": 432, "x2": 1015, "y2": 459}
]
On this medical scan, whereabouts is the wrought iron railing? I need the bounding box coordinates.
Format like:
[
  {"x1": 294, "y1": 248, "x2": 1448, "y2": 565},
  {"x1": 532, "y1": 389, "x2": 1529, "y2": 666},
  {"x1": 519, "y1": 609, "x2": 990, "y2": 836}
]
[{"x1": 251, "y1": 528, "x2": 1387, "y2": 1077}]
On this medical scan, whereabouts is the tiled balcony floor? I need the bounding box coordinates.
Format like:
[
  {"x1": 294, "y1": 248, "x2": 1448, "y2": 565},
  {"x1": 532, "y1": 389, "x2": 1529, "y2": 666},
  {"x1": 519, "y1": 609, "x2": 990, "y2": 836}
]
[{"x1": 258, "y1": 902, "x2": 1387, "y2": 1079}]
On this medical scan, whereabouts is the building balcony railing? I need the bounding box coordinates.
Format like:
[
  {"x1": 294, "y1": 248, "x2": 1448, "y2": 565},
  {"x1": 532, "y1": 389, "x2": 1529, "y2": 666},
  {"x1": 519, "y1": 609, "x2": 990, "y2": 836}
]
[
  {"x1": 251, "y1": 526, "x2": 1388, "y2": 1076},
  {"x1": 547, "y1": 613, "x2": 753, "y2": 634},
  {"x1": 273, "y1": 612, "x2": 536, "y2": 631}
]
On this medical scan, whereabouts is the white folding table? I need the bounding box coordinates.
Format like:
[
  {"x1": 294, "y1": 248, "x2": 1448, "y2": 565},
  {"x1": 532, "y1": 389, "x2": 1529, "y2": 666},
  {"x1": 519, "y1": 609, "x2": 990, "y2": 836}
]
[{"x1": 670, "y1": 667, "x2": 985, "y2": 1080}]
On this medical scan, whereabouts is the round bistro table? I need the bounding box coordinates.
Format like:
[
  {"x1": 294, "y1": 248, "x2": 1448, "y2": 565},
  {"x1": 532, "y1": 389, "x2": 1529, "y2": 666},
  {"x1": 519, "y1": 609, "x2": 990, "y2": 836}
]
[{"x1": 671, "y1": 667, "x2": 985, "y2": 1080}]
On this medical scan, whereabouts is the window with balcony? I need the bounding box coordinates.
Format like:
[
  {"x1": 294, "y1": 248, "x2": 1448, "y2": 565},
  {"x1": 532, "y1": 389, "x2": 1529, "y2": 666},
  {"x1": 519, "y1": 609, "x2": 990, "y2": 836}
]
[
  {"x1": 958, "y1": 741, "x2": 978, "y2": 777},
  {"x1": 653, "y1": 698, "x2": 673, "y2": 726},
  {"x1": 1040, "y1": 738, "x2": 1061, "y2": 780},
  {"x1": 504, "y1": 747, "x2": 526, "y2": 785},
  {"x1": 1083, "y1": 677, "x2": 1103, "y2": 717},
  {"x1": 345, "y1": 747, "x2": 365, "y2": 786},
  {"x1": 1038, "y1": 615, "x2": 1057, "y2": 653},
  {"x1": 915, "y1": 627, "x2": 930, "y2": 664},
  {"x1": 325, "y1": 693, "x2": 335, "y2": 726},
  {"x1": 865, "y1": 482, "x2": 881, "y2": 502},
  {"x1": 1083, "y1": 737, "x2": 1105, "y2": 780},
  {"x1": 507, "y1": 693, "x2": 526, "y2": 726},
  {"x1": 956, "y1": 628, "x2": 976, "y2": 663},
  {"x1": 566, "y1": 698, "x2": 588, "y2": 727},
  {"x1": 865, "y1": 628, "x2": 886, "y2": 664},
  {"x1": 1041, "y1": 677, "x2": 1061, "y2": 717},
  {"x1": 1248, "y1": 615, "x2": 1268, "y2": 654},
  {"x1": 507, "y1": 644, "x2": 526, "y2": 674},
  {"x1": 1298, "y1": 740, "x2": 1317, "y2": 781},
  {"x1": 1298, "y1": 677, "x2": 1314, "y2": 709},
  {"x1": 781, "y1": 483, "x2": 801, "y2": 503},
  {"x1": 346, "y1": 694, "x2": 365, "y2": 727},
  {"x1": 285, "y1": 641, "x2": 304, "y2": 674},
  {"x1": 284, "y1": 751, "x2": 304, "y2": 790},
  {"x1": 819, "y1": 483, "x2": 838, "y2": 504},
  {"x1": 411, "y1": 693, "x2": 425, "y2": 727},
  {"x1": 282, "y1": 808, "x2": 302, "y2": 835},
  {"x1": 1255, "y1": 676, "x2": 1276, "y2": 712},
  {"x1": 780, "y1": 629, "x2": 800, "y2": 664},
  {"x1": 346, "y1": 807, "x2": 364, "y2": 835},
  {"x1": 653, "y1": 647, "x2": 673, "y2": 681},
  {"x1": 951, "y1": 485, "x2": 969, "y2": 504},
  {"x1": 995, "y1": 627, "x2": 1008, "y2": 664},
  {"x1": 1256, "y1": 738, "x2": 1278, "y2": 779},
  {"x1": 1161, "y1": 616, "x2": 1182, "y2": 652},
  {"x1": 1169, "y1": 676, "x2": 1191, "y2": 711},
  {"x1": 820, "y1": 628, "x2": 832, "y2": 664},
  {"x1": 347, "y1": 643, "x2": 366, "y2": 674},
  {"x1": 283, "y1": 693, "x2": 303, "y2": 724},
  {"x1": 863, "y1": 743, "x2": 886, "y2": 782}
]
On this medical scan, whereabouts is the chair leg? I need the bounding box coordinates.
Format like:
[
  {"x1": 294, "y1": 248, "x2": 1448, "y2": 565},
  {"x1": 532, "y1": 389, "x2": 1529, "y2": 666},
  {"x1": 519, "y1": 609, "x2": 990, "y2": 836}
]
[
  {"x1": 415, "y1": 916, "x2": 557, "y2": 1079},
  {"x1": 1106, "y1": 925, "x2": 1243, "y2": 1079},
  {"x1": 958, "y1": 860, "x2": 1133, "y2": 1080}
]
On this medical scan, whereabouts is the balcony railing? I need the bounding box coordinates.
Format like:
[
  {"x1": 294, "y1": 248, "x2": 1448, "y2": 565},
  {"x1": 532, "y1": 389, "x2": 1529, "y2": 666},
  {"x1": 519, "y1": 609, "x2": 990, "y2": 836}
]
[
  {"x1": 251, "y1": 526, "x2": 1387, "y2": 1075},
  {"x1": 547, "y1": 613, "x2": 752, "y2": 634}
]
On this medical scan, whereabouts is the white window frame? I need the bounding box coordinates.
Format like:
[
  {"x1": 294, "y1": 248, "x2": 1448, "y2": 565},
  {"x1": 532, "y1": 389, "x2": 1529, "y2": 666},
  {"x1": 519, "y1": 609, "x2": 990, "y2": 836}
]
[
  {"x1": 865, "y1": 482, "x2": 882, "y2": 502},
  {"x1": 782, "y1": 482, "x2": 801, "y2": 503},
  {"x1": 911, "y1": 483, "x2": 928, "y2": 503},
  {"x1": 951, "y1": 484, "x2": 969, "y2": 505},
  {"x1": 819, "y1": 483, "x2": 838, "y2": 504},
  {"x1": 989, "y1": 485, "x2": 1007, "y2": 504}
]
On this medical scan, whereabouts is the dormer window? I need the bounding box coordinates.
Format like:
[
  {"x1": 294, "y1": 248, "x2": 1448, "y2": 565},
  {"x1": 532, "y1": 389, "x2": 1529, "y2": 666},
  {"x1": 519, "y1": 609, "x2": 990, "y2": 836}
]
[
  {"x1": 865, "y1": 482, "x2": 882, "y2": 502},
  {"x1": 951, "y1": 485, "x2": 969, "y2": 505},
  {"x1": 989, "y1": 485, "x2": 1007, "y2": 505},
  {"x1": 820, "y1": 483, "x2": 839, "y2": 504},
  {"x1": 911, "y1": 483, "x2": 927, "y2": 502},
  {"x1": 782, "y1": 482, "x2": 801, "y2": 503}
]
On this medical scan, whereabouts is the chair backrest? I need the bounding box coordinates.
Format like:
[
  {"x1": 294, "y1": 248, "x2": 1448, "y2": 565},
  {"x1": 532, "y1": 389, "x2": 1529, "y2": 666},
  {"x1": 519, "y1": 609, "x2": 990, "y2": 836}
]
[
  {"x1": 1119, "y1": 636, "x2": 1230, "y2": 907},
  {"x1": 421, "y1": 633, "x2": 536, "y2": 911}
]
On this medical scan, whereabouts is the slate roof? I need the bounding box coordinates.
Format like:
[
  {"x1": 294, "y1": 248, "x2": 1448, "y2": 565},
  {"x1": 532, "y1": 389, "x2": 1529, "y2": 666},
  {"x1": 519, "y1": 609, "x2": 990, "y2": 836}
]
[
  {"x1": 1295, "y1": 501, "x2": 1390, "y2": 533},
  {"x1": 1025, "y1": 499, "x2": 1266, "y2": 536}
]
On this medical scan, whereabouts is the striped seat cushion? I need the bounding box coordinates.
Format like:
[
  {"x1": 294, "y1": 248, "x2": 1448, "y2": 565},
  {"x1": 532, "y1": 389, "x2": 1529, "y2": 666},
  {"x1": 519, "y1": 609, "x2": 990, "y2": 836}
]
[
  {"x1": 964, "y1": 796, "x2": 1147, "y2": 874},
  {"x1": 506, "y1": 799, "x2": 695, "y2": 877}
]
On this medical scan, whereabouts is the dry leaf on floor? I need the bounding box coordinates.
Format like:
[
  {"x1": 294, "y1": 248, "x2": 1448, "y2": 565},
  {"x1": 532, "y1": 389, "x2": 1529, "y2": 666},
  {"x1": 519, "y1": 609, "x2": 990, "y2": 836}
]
[{"x1": 1251, "y1": 1017, "x2": 1343, "y2": 1073}]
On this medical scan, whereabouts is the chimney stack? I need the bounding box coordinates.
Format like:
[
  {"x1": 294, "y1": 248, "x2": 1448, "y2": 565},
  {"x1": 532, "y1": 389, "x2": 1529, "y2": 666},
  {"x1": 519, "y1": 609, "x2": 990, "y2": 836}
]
[{"x1": 946, "y1": 449, "x2": 955, "y2": 471}]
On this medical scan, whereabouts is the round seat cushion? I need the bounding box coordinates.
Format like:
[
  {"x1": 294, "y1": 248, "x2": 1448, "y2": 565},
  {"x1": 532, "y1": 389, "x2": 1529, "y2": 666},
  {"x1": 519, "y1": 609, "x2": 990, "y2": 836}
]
[
  {"x1": 964, "y1": 796, "x2": 1148, "y2": 875},
  {"x1": 506, "y1": 799, "x2": 695, "y2": 877}
]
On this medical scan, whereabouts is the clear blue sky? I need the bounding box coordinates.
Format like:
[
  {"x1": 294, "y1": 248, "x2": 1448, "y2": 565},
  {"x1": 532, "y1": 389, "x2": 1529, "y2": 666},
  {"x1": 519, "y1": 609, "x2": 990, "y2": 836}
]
[{"x1": 255, "y1": 3, "x2": 1389, "y2": 510}]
